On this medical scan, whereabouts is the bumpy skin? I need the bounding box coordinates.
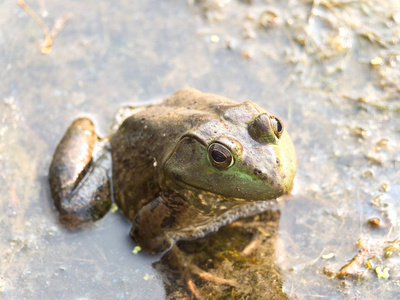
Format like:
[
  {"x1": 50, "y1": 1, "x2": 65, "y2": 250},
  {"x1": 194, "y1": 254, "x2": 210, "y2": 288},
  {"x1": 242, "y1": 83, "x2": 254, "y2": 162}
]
[
  {"x1": 49, "y1": 89, "x2": 297, "y2": 254},
  {"x1": 48, "y1": 118, "x2": 111, "y2": 227}
]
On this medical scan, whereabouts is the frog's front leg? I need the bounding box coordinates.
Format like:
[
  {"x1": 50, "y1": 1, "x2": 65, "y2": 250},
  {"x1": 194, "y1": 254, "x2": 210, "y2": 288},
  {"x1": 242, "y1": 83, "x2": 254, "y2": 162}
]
[
  {"x1": 49, "y1": 118, "x2": 112, "y2": 228},
  {"x1": 130, "y1": 193, "x2": 203, "y2": 254}
]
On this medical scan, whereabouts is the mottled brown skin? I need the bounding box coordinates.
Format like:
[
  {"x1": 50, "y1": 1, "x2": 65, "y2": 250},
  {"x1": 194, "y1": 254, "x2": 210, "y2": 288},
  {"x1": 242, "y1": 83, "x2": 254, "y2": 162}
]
[
  {"x1": 48, "y1": 118, "x2": 111, "y2": 227},
  {"x1": 48, "y1": 89, "x2": 297, "y2": 254}
]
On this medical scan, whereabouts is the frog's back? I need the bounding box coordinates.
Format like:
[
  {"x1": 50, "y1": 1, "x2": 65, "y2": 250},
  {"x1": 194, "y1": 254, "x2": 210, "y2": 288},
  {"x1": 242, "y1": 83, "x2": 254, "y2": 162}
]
[
  {"x1": 161, "y1": 88, "x2": 239, "y2": 111},
  {"x1": 112, "y1": 89, "x2": 241, "y2": 159}
]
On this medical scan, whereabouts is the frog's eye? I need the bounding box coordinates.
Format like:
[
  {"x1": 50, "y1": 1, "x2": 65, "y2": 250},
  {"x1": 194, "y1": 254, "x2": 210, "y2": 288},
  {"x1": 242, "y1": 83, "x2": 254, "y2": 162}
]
[
  {"x1": 248, "y1": 113, "x2": 284, "y2": 143},
  {"x1": 270, "y1": 116, "x2": 283, "y2": 139},
  {"x1": 208, "y1": 143, "x2": 234, "y2": 170}
]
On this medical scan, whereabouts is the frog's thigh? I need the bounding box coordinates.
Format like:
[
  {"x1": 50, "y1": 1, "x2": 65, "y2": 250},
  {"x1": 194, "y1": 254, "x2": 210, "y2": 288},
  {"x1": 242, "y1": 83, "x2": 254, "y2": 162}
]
[
  {"x1": 130, "y1": 196, "x2": 197, "y2": 254},
  {"x1": 59, "y1": 151, "x2": 112, "y2": 227},
  {"x1": 49, "y1": 118, "x2": 112, "y2": 228}
]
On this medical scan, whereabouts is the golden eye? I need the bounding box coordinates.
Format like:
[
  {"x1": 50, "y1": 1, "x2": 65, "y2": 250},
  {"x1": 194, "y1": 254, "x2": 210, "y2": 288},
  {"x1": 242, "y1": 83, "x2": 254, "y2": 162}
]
[
  {"x1": 208, "y1": 143, "x2": 234, "y2": 170},
  {"x1": 270, "y1": 116, "x2": 284, "y2": 139}
]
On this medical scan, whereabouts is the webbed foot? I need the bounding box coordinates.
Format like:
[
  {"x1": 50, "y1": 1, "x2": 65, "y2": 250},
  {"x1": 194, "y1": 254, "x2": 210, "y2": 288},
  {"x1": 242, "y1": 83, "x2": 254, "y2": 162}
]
[
  {"x1": 160, "y1": 245, "x2": 237, "y2": 300},
  {"x1": 49, "y1": 118, "x2": 112, "y2": 228}
]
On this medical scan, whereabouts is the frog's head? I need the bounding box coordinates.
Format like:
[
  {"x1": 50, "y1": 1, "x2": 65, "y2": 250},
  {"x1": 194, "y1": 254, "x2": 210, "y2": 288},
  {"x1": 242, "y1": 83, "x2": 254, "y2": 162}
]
[{"x1": 163, "y1": 101, "x2": 297, "y2": 201}]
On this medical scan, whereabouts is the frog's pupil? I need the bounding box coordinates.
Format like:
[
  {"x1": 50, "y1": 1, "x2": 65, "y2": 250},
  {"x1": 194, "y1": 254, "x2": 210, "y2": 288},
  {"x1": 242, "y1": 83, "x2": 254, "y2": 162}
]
[
  {"x1": 270, "y1": 116, "x2": 283, "y2": 139},
  {"x1": 212, "y1": 150, "x2": 226, "y2": 163},
  {"x1": 209, "y1": 143, "x2": 234, "y2": 169},
  {"x1": 276, "y1": 119, "x2": 282, "y2": 133}
]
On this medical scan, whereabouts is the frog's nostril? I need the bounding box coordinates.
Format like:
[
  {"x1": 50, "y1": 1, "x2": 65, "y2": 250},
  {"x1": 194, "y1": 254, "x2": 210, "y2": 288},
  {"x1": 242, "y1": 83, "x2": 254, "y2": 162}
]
[
  {"x1": 253, "y1": 168, "x2": 262, "y2": 175},
  {"x1": 253, "y1": 168, "x2": 269, "y2": 180}
]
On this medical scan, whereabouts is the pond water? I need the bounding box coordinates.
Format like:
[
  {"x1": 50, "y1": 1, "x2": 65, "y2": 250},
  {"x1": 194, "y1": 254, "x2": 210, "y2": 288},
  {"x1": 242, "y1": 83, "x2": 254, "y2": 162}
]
[{"x1": 1, "y1": 0, "x2": 399, "y2": 299}]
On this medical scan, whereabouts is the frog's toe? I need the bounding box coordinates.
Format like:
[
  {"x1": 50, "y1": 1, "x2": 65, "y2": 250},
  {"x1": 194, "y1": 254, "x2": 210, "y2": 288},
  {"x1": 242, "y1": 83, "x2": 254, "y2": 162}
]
[
  {"x1": 130, "y1": 221, "x2": 173, "y2": 254},
  {"x1": 159, "y1": 245, "x2": 237, "y2": 299}
]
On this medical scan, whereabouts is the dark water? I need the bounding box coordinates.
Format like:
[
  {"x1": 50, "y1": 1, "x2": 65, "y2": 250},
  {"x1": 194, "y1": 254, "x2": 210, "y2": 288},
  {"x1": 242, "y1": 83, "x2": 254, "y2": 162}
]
[{"x1": 1, "y1": 0, "x2": 399, "y2": 298}]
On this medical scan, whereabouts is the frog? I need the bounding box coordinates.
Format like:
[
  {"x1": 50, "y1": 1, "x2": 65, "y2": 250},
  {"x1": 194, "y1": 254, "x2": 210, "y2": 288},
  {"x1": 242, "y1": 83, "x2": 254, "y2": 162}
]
[{"x1": 48, "y1": 88, "x2": 297, "y2": 254}]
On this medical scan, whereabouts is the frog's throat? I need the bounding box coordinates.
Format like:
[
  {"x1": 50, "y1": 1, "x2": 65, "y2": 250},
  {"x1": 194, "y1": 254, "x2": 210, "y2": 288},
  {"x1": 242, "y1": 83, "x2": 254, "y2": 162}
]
[{"x1": 174, "y1": 199, "x2": 276, "y2": 241}]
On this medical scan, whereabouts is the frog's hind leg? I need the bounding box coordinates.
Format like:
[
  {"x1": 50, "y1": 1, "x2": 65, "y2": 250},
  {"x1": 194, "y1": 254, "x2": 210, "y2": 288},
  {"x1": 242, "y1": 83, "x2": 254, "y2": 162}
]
[{"x1": 49, "y1": 118, "x2": 112, "y2": 228}]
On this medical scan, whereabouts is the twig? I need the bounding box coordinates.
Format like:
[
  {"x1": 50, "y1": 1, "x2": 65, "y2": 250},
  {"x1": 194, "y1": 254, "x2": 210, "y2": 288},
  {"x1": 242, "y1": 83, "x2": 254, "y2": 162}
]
[{"x1": 17, "y1": 0, "x2": 70, "y2": 54}]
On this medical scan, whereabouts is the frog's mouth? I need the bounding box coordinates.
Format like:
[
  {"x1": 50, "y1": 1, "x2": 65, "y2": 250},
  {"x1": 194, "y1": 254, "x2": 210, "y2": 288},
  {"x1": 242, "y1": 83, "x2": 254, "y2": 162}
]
[
  {"x1": 172, "y1": 174, "x2": 219, "y2": 196},
  {"x1": 172, "y1": 175, "x2": 260, "y2": 204}
]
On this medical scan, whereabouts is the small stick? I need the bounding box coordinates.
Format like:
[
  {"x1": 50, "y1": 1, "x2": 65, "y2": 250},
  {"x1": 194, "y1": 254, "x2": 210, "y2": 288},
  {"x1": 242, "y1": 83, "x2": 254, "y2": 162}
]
[{"x1": 17, "y1": 0, "x2": 70, "y2": 54}]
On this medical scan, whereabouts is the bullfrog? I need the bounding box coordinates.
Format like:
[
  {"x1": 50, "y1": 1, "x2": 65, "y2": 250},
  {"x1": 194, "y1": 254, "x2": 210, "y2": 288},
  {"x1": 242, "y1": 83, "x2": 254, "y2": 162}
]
[{"x1": 49, "y1": 88, "x2": 297, "y2": 254}]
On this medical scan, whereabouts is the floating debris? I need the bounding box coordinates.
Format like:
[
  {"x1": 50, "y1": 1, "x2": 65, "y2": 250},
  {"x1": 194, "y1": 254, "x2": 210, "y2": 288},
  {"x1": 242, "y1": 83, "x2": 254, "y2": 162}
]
[
  {"x1": 351, "y1": 127, "x2": 368, "y2": 139},
  {"x1": 376, "y1": 139, "x2": 389, "y2": 151},
  {"x1": 322, "y1": 253, "x2": 335, "y2": 260},
  {"x1": 365, "y1": 152, "x2": 383, "y2": 166},
  {"x1": 336, "y1": 238, "x2": 398, "y2": 280},
  {"x1": 132, "y1": 246, "x2": 142, "y2": 254},
  {"x1": 328, "y1": 27, "x2": 353, "y2": 52},
  {"x1": 367, "y1": 218, "x2": 381, "y2": 227},
  {"x1": 361, "y1": 170, "x2": 374, "y2": 178},
  {"x1": 260, "y1": 10, "x2": 278, "y2": 28},
  {"x1": 379, "y1": 183, "x2": 388, "y2": 192},
  {"x1": 384, "y1": 239, "x2": 400, "y2": 258},
  {"x1": 110, "y1": 203, "x2": 118, "y2": 213},
  {"x1": 241, "y1": 48, "x2": 254, "y2": 59},
  {"x1": 210, "y1": 35, "x2": 220, "y2": 43},
  {"x1": 370, "y1": 56, "x2": 383, "y2": 66},
  {"x1": 391, "y1": 11, "x2": 400, "y2": 24},
  {"x1": 375, "y1": 266, "x2": 390, "y2": 279},
  {"x1": 371, "y1": 194, "x2": 385, "y2": 207}
]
